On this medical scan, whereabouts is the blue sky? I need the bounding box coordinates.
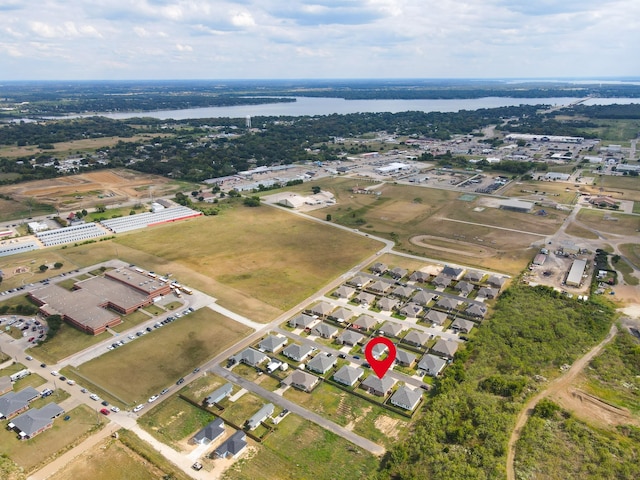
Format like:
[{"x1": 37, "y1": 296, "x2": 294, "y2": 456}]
[{"x1": 0, "y1": 0, "x2": 638, "y2": 80}]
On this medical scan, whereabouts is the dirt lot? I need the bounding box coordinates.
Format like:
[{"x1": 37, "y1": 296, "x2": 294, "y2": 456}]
[{"x1": 0, "y1": 169, "x2": 179, "y2": 212}]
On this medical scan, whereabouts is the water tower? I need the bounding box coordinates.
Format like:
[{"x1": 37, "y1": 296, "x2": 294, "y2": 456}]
[{"x1": 245, "y1": 115, "x2": 251, "y2": 128}]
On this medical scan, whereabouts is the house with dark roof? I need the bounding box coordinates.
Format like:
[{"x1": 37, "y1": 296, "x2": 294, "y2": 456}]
[
  {"x1": 283, "y1": 370, "x2": 320, "y2": 392},
  {"x1": 258, "y1": 335, "x2": 288, "y2": 353},
  {"x1": 466, "y1": 304, "x2": 488, "y2": 319},
  {"x1": 464, "y1": 271, "x2": 484, "y2": 282},
  {"x1": 0, "y1": 387, "x2": 40, "y2": 420},
  {"x1": 234, "y1": 348, "x2": 268, "y2": 367},
  {"x1": 330, "y1": 307, "x2": 354, "y2": 323},
  {"x1": 399, "y1": 302, "x2": 422, "y2": 318},
  {"x1": 424, "y1": 310, "x2": 448, "y2": 326},
  {"x1": 309, "y1": 301, "x2": 334, "y2": 317},
  {"x1": 451, "y1": 318, "x2": 475, "y2": 334},
  {"x1": 333, "y1": 285, "x2": 356, "y2": 299},
  {"x1": 477, "y1": 287, "x2": 498, "y2": 299},
  {"x1": 390, "y1": 386, "x2": 422, "y2": 411},
  {"x1": 487, "y1": 275, "x2": 507, "y2": 289},
  {"x1": 409, "y1": 271, "x2": 430, "y2": 283},
  {"x1": 441, "y1": 266, "x2": 465, "y2": 279},
  {"x1": 307, "y1": 353, "x2": 337, "y2": 374},
  {"x1": 370, "y1": 262, "x2": 388, "y2": 274},
  {"x1": 9, "y1": 402, "x2": 64, "y2": 440},
  {"x1": 246, "y1": 404, "x2": 274, "y2": 430},
  {"x1": 436, "y1": 297, "x2": 458, "y2": 311},
  {"x1": 431, "y1": 339, "x2": 459, "y2": 359},
  {"x1": 418, "y1": 354, "x2": 447, "y2": 377},
  {"x1": 333, "y1": 365, "x2": 364, "y2": 387},
  {"x1": 403, "y1": 330, "x2": 430, "y2": 347},
  {"x1": 288, "y1": 313, "x2": 318, "y2": 329},
  {"x1": 395, "y1": 349, "x2": 417, "y2": 367},
  {"x1": 360, "y1": 375, "x2": 396, "y2": 397},
  {"x1": 412, "y1": 290, "x2": 436, "y2": 306},
  {"x1": 205, "y1": 383, "x2": 233, "y2": 406},
  {"x1": 432, "y1": 275, "x2": 452, "y2": 288},
  {"x1": 379, "y1": 322, "x2": 405, "y2": 337},
  {"x1": 352, "y1": 315, "x2": 377, "y2": 331},
  {"x1": 214, "y1": 430, "x2": 247, "y2": 459},
  {"x1": 282, "y1": 343, "x2": 314, "y2": 362},
  {"x1": 376, "y1": 297, "x2": 399, "y2": 312},
  {"x1": 192, "y1": 418, "x2": 225, "y2": 445},
  {"x1": 454, "y1": 281, "x2": 474, "y2": 296},
  {"x1": 336, "y1": 330, "x2": 364, "y2": 346},
  {"x1": 389, "y1": 267, "x2": 408, "y2": 280},
  {"x1": 311, "y1": 322, "x2": 339, "y2": 339}
]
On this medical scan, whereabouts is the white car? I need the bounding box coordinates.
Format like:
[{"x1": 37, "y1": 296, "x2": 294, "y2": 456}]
[
  {"x1": 51, "y1": 370, "x2": 59, "y2": 376},
  {"x1": 133, "y1": 404, "x2": 145, "y2": 413},
  {"x1": 89, "y1": 394, "x2": 100, "y2": 401},
  {"x1": 148, "y1": 395, "x2": 159, "y2": 403},
  {"x1": 110, "y1": 406, "x2": 120, "y2": 413},
  {"x1": 67, "y1": 379, "x2": 76, "y2": 385}
]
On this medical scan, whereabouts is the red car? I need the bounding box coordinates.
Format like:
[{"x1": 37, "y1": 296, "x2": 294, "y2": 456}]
[
  {"x1": 28, "y1": 337, "x2": 35, "y2": 342},
  {"x1": 100, "y1": 408, "x2": 110, "y2": 415}
]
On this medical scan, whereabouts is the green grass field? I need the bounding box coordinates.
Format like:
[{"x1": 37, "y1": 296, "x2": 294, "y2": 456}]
[
  {"x1": 224, "y1": 414, "x2": 378, "y2": 480},
  {"x1": 0, "y1": 404, "x2": 106, "y2": 473},
  {"x1": 586, "y1": 174, "x2": 640, "y2": 202},
  {"x1": 65, "y1": 309, "x2": 251, "y2": 405},
  {"x1": 27, "y1": 324, "x2": 110, "y2": 364},
  {"x1": 576, "y1": 209, "x2": 640, "y2": 236},
  {"x1": 502, "y1": 180, "x2": 580, "y2": 204}
]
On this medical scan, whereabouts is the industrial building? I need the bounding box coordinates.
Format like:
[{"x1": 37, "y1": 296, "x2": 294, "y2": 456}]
[
  {"x1": 36, "y1": 223, "x2": 107, "y2": 247},
  {"x1": 100, "y1": 206, "x2": 201, "y2": 234},
  {"x1": 544, "y1": 172, "x2": 571, "y2": 181},
  {"x1": 498, "y1": 199, "x2": 534, "y2": 213},
  {"x1": 374, "y1": 162, "x2": 410, "y2": 175},
  {"x1": 566, "y1": 259, "x2": 588, "y2": 287}
]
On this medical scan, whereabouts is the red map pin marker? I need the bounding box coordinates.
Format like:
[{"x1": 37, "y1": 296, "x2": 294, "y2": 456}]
[{"x1": 364, "y1": 337, "x2": 396, "y2": 379}]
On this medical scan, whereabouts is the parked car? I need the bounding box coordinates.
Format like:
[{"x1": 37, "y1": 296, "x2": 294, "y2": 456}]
[
  {"x1": 110, "y1": 406, "x2": 120, "y2": 413},
  {"x1": 133, "y1": 404, "x2": 145, "y2": 413},
  {"x1": 89, "y1": 394, "x2": 99, "y2": 401},
  {"x1": 160, "y1": 388, "x2": 169, "y2": 395},
  {"x1": 176, "y1": 377, "x2": 185, "y2": 385},
  {"x1": 148, "y1": 395, "x2": 159, "y2": 403},
  {"x1": 101, "y1": 400, "x2": 109, "y2": 406},
  {"x1": 100, "y1": 408, "x2": 110, "y2": 415}
]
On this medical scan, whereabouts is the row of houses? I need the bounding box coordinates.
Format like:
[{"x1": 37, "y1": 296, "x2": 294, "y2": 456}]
[{"x1": 0, "y1": 386, "x2": 64, "y2": 440}]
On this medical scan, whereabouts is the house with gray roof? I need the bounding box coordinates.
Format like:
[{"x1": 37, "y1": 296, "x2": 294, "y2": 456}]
[
  {"x1": 418, "y1": 354, "x2": 447, "y2": 377},
  {"x1": 465, "y1": 271, "x2": 484, "y2": 282},
  {"x1": 466, "y1": 304, "x2": 488, "y2": 319},
  {"x1": 0, "y1": 387, "x2": 40, "y2": 419},
  {"x1": 403, "y1": 330, "x2": 430, "y2": 347},
  {"x1": 214, "y1": 430, "x2": 247, "y2": 459},
  {"x1": 441, "y1": 266, "x2": 465, "y2": 279},
  {"x1": 399, "y1": 302, "x2": 422, "y2": 318},
  {"x1": 352, "y1": 314, "x2": 377, "y2": 331},
  {"x1": 282, "y1": 343, "x2": 314, "y2": 362},
  {"x1": 390, "y1": 386, "x2": 422, "y2": 411},
  {"x1": 436, "y1": 297, "x2": 458, "y2": 311},
  {"x1": 192, "y1": 418, "x2": 225, "y2": 445},
  {"x1": 283, "y1": 370, "x2": 320, "y2": 392},
  {"x1": 412, "y1": 290, "x2": 436, "y2": 305},
  {"x1": 389, "y1": 267, "x2": 408, "y2": 280},
  {"x1": 258, "y1": 335, "x2": 288, "y2": 353},
  {"x1": 392, "y1": 285, "x2": 414, "y2": 298},
  {"x1": 487, "y1": 275, "x2": 507, "y2": 289},
  {"x1": 454, "y1": 281, "x2": 474, "y2": 296},
  {"x1": 310, "y1": 301, "x2": 334, "y2": 317},
  {"x1": 424, "y1": 310, "x2": 448, "y2": 326},
  {"x1": 451, "y1": 318, "x2": 475, "y2": 334},
  {"x1": 333, "y1": 365, "x2": 364, "y2": 387},
  {"x1": 307, "y1": 353, "x2": 337, "y2": 374},
  {"x1": 371, "y1": 343, "x2": 388, "y2": 359},
  {"x1": 409, "y1": 271, "x2": 430, "y2": 283},
  {"x1": 330, "y1": 307, "x2": 354, "y2": 323},
  {"x1": 333, "y1": 285, "x2": 356, "y2": 299},
  {"x1": 376, "y1": 297, "x2": 399, "y2": 312},
  {"x1": 9, "y1": 402, "x2": 64, "y2": 439},
  {"x1": 234, "y1": 348, "x2": 268, "y2": 367},
  {"x1": 395, "y1": 349, "x2": 417, "y2": 367},
  {"x1": 288, "y1": 313, "x2": 318, "y2": 329},
  {"x1": 205, "y1": 383, "x2": 233, "y2": 406},
  {"x1": 336, "y1": 330, "x2": 364, "y2": 346},
  {"x1": 432, "y1": 275, "x2": 452, "y2": 288},
  {"x1": 478, "y1": 287, "x2": 498, "y2": 299},
  {"x1": 246, "y1": 403, "x2": 274, "y2": 430},
  {"x1": 367, "y1": 280, "x2": 392, "y2": 294},
  {"x1": 370, "y1": 262, "x2": 388, "y2": 274},
  {"x1": 380, "y1": 322, "x2": 405, "y2": 337},
  {"x1": 360, "y1": 375, "x2": 396, "y2": 397},
  {"x1": 431, "y1": 339, "x2": 459, "y2": 359},
  {"x1": 311, "y1": 322, "x2": 339, "y2": 339},
  {"x1": 354, "y1": 291, "x2": 376, "y2": 305},
  {"x1": 347, "y1": 275, "x2": 370, "y2": 289}
]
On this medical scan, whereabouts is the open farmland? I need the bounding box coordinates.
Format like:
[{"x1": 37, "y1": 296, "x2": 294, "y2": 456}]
[
  {"x1": 304, "y1": 179, "x2": 546, "y2": 274},
  {"x1": 113, "y1": 205, "x2": 379, "y2": 318},
  {"x1": 66, "y1": 310, "x2": 251, "y2": 405}
]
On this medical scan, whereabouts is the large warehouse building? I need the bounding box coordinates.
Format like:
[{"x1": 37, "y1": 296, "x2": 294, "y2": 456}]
[
  {"x1": 29, "y1": 267, "x2": 171, "y2": 335},
  {"x1": 566, "y1": 259, "x2": 588, "y2": 287}
]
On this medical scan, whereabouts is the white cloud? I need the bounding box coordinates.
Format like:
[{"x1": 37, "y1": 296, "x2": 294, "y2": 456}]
[
  {"x1": 230, "y1": 11, "x2": 256, "y2": 27},
  {"x1": 175, "y1": 43, "x2": 193, "y2": 51}
]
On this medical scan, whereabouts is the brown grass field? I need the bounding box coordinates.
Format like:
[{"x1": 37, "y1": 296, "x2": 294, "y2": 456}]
[
  {"x1": 576, "y1": 209, "x2": 640, "y2": 236},
  {"x1": 619, "y1": 243, "x2": 640, "y2": 269},
  {"x1": 502, "y1": 180, "x2": 581, "y2": 204},
  {"x1": 67, "y1": 309, "x2": 251, "y2": 405},
  {"x1": 0, "y1": 168, "x2": 182, "y2": 213},
  {"x1": 579, "y1": 175, "x2": 640, "y2": 202},
  {"x1": 0, "y1": 404, "x2": 106, "y2": 473}
]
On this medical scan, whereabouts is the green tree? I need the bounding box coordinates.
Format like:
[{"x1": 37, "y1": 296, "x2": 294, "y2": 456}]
[
  {"x1": 53, "y1": 262, "x2": 63, "y2": 269},
  {"x1": 326, "y1": 214, "x2": 332, "y2": 221},
  {"x1": 38, "y1": 264, "x2": 49, "y2": 272},
  {"x1": 312, "y1": 185, "x2": 321, "y2": 194}
]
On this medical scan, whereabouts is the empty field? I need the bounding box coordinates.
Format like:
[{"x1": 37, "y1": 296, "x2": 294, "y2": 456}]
[
  {"x1": 502, "y1": 180, "x2": 581, "y2": 204},
  {"x1": 67, "y1": 310, "x2": 251, "y2": 405},
  {"x1": 576, "y1": 209, "x2": 640, "y2": 236},
  {"x1": 580, "y1": 175, "x2": 640, "y2": 202},
  {"x1": 28, "y1": 323, "x2": 110, "y2": 364}
]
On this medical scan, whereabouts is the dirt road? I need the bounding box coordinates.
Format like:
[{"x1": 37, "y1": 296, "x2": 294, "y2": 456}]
[{"x1": 506, "y1": 324, "x2": 618, "y2": 480}]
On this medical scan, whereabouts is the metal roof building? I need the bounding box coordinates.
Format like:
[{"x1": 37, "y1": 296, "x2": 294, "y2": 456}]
[{"x1": 566, "y1": 259, "x2": 587, "y2": 287}]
